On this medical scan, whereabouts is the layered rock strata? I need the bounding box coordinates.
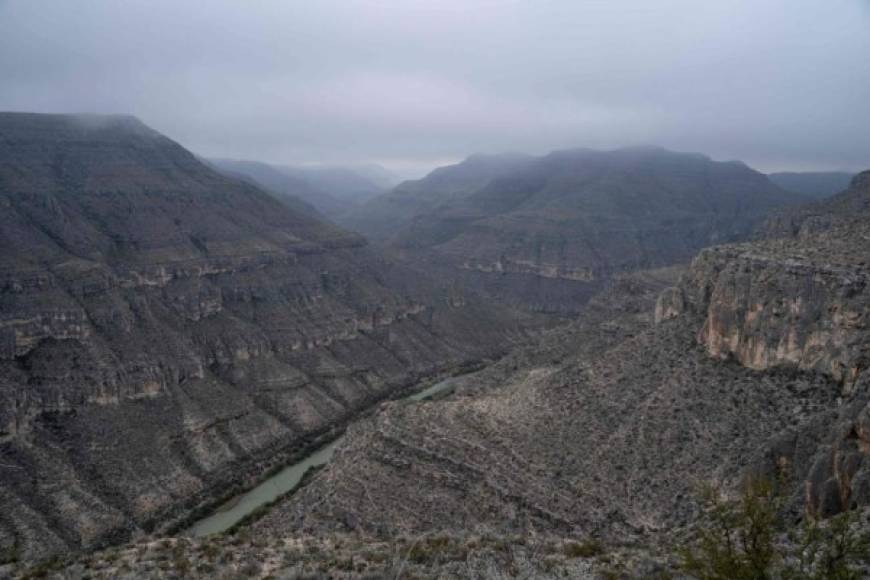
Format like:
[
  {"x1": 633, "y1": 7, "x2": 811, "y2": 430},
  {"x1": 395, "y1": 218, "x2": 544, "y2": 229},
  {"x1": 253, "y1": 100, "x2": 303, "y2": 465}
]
[{"x1": 0, "y1": 113, "x2": 532, "y2": 561}]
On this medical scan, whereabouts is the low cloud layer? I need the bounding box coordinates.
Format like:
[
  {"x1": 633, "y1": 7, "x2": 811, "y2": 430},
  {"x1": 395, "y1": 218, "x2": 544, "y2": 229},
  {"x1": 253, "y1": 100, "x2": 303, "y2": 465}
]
[{"x1": 1, "y1": 0, "x2": 868, "y2": 177}]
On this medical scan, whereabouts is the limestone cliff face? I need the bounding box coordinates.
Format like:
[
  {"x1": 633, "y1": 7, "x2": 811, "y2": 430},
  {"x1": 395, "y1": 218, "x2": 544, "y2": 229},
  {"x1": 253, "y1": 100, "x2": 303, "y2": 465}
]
[
  {"x1": 0, "y1": 113, "x2": 530, "y2": 561},
  {"x1": 655, "y1": 171, "x2": 870, "y2": 517},
  {"x1": 661, "y1": 172, "x2": 870, "y2": 389},
  {"x1": 674, "y1": 244, "x2": 867, "y2": 387}
]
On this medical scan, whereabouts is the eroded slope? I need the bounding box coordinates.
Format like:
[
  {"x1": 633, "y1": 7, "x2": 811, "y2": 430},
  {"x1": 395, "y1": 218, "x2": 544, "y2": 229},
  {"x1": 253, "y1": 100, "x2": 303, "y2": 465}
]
[{"x1": 0, "y1": 113, "x2": 534, "y2": 561}]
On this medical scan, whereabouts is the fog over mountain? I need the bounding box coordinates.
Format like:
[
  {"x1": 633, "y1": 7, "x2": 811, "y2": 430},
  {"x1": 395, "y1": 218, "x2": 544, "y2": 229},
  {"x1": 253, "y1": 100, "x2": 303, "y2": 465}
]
[{"x1": 1, "y1": 0, "x2": 868, "y2": 177}]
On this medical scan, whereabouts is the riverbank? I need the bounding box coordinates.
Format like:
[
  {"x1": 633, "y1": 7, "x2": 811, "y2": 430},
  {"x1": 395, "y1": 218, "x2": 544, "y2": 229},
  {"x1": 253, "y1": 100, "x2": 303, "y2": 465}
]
[{"x1": 183, "y1": 366, "x2": 485, "y2": 537}]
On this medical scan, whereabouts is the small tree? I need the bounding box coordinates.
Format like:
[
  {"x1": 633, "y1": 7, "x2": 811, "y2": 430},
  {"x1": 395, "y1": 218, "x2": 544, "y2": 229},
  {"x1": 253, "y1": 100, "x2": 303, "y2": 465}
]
[
  {"x1": 782, "y1": 509, "x2": 870, "y2": 580},
  {"x1": 681, "y1": 478, "x2": 780, "y2": 579},
  {"x1": 680, "y1": 478, "x2": 870, "y2": 579}
]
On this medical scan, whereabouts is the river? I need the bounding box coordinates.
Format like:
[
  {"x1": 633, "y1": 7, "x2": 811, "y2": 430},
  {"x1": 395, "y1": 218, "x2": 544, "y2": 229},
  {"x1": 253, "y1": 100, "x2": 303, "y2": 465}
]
[{"x1": 187, "y1": 374, "x2": 461, "y2": 537}]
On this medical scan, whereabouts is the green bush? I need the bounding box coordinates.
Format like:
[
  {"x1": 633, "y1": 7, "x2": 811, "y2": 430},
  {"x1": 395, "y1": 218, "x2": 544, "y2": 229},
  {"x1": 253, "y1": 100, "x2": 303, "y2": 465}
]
[
  {"x1": 680, "y1": 478, "x2": 870, "y2": 579},
  {"x1": 782, "y1": 509, "x2": 870, "y2": 580}
]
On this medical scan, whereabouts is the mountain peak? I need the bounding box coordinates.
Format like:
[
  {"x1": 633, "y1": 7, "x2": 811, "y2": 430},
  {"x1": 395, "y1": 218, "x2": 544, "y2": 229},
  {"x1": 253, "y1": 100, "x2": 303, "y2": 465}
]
[
  {"x1": 850, "y1": 169, "x2": 870, "y2": 191},
  {"x1": 0, "y1": 111, "x2": 157, "y2": 139}
]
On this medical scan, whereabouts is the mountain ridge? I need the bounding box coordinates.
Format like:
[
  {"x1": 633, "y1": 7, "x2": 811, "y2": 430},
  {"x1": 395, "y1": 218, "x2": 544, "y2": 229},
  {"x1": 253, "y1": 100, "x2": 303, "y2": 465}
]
[{"x1": 373, "y1": 146, "x2": 804, "y2": 312}]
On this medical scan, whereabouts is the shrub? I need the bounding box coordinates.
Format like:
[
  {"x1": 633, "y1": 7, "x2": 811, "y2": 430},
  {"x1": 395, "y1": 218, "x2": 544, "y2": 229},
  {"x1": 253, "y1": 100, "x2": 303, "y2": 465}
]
[
  {"x1": 680, "y1": 477, "x2": 870, "y2": 579},
  {"x1": 562, "y1": 539, "x2": 605, "y2": 558},
  {"x1": 782, "y1": 509, "x2": 870, "y2": 580}
]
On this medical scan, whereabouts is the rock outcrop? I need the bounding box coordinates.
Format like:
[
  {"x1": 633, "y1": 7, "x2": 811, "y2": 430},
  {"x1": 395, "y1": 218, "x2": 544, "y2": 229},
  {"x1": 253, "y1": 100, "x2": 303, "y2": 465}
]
[
  {"x1": 670, "y1": 171, "x2": 870, "y2": 388},
  {"x1": 0, "y1": 113, "x2": 533, "y2": 561},
  {"x1": 654, "y1": 171, "x2": 870, "y2": 518}
]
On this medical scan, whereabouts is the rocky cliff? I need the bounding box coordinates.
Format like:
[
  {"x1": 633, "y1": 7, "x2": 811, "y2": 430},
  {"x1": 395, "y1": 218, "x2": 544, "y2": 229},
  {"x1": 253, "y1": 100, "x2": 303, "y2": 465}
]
[
  {"x1": 660, "y1": 171, "x2": 869, "y2": 387},
  {"x1": 0, "y1": 113, "x2": 533, "y2": 562},
  {"x1": 658, "y1": 171, "x2": 870, "y2": 518}
]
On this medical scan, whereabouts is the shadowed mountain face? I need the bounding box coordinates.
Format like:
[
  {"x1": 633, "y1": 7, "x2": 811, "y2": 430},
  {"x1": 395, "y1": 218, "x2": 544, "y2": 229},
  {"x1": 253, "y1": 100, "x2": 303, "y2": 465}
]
[
  {"x1": 0, "y1": 113, "x2": 534, "y2": 561},
  {"x1": 339, "y1": 152, "x2": 535, "y2": 240},
  {"x1": 206, "y1": 158, "x2": 349, "y2": 220},
  {"x1": 357, "y1": 146, "x2": 802, "y2": 313},
  {"x1": 280, "y1": 164, "x2": 394, "y2": 204},
  {"x1": 768, "y1": 171, "x2": 855, "y2": 200},
  {"x1": 208, "y1": 159, "x2": 395, "y2": 222}
]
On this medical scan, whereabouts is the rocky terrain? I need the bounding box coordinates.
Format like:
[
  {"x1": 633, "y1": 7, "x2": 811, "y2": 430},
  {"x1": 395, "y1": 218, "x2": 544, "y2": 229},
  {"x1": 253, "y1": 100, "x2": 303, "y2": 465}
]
[
  {"x1": 2, "y1": 114, "x2": 867, "y2": 579},
  {"x1": 255, "y1": 268, "x2": 839, "y2": 543},
  {"x1": 350, "y1": 146, "x2": 803, "y2": 313},
  {"x1": 235, "y1": 174, "x2": 867, "y2": 565},
  {"x1": 15, "y1": 531, "x2": 624, "y2": 579},
  {"x1": 22, "y1": 190, "x2": 869, "y2": 576},
  {"x1": 0, "y1": 113, "x2": 537, "y2": 564}
]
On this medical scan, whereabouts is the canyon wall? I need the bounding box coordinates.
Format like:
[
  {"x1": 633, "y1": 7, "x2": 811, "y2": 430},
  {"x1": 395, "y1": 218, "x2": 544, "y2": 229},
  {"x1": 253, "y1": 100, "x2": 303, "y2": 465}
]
[
  {"x1": 656, "y1": 172, "x2": 870, "y2": 517},
  {"x1": 0, "y1": 113, "x2": 532, "y2": 561}
]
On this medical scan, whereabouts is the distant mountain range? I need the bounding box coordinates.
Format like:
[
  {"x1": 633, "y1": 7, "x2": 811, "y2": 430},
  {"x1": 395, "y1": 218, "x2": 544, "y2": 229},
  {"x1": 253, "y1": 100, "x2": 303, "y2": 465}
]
[
  {"x1": 344, "y1": 145, "x2": 806, "y2": 312},
  {"x1": 339, "y1": 152, "x2": 535, "y2": 240},
  {"x1": 768, "y1": 171, "x2": 855, "y2": 199},
  {"x1": 207, "y1": 158, "x2": 399, "y2": 221}
]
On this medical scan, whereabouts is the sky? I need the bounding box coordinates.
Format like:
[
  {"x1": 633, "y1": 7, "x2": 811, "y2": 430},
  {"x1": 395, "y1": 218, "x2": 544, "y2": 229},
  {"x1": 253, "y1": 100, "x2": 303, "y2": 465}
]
[{"x1": 0, "y1": 0, "x2": 868, "y2": 179}]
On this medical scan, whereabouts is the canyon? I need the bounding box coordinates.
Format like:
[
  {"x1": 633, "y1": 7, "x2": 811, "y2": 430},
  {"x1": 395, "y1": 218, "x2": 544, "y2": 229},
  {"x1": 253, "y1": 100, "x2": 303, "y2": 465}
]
[
  {"x1": 1, "y1": 113, "x2": 868, "y2": 579},
  {"x1": 0, "y1": 113, "x2": 535, "y2": 563}
]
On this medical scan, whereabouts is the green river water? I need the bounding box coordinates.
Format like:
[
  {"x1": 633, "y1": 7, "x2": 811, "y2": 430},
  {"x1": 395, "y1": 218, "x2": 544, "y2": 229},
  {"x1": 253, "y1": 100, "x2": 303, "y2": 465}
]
[{"x1": 187, "y1": 375, "x2": 460, "y2": 536}]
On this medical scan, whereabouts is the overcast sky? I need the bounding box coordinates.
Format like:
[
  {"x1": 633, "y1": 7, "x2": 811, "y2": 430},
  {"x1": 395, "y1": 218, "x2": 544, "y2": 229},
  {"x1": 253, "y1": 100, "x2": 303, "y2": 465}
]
[{"x1": 1, "y1": 0, "x2": 868, "y2": 178}]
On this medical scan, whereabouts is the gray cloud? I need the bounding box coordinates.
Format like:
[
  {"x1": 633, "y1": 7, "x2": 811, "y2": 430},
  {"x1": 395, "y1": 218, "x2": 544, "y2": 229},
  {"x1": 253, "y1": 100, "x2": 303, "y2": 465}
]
[{"x1": 1, "y1": 0, "x2": 868, "y2": 178}]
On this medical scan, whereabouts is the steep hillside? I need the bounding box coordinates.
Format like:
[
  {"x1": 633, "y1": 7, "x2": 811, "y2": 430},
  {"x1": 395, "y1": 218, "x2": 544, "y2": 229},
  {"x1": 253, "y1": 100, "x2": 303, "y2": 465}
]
[
  {"x1": 209, "y1": 159, "x2": 394, "y2": 221},
  {"x1": 280, "y1": 164, "x2": 391, "y2": 205},
  {"x1": 668, "y1": 171, "x2": 870, "y2": 517},
  {"x1": 255, "y1": 268, "x2": 838, "y2": 543},
  {"x1": 10, "y1": 150, "x2": 867, "y2": 580},
  {"x1": 763, "y1": 170, "x2": 870, "y2": 238},
  {"x1": 768, "y1": 171, "x2": 854, "y2": 199},
  {"x1": 339, "y1": 152, "x2": 534, "y2": 240},
  {"x1": 0, "y1": 113, "x2": 534, "y2": 562},
  {"x1": 385, "y1": 146, "x2": 801, "y2": 313},
  {"x1": 206, "y1": 158, "x2": 349, "y2": 220}
]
